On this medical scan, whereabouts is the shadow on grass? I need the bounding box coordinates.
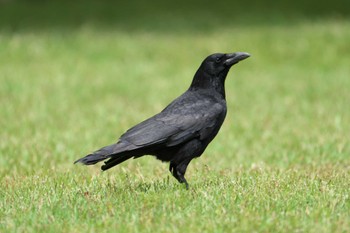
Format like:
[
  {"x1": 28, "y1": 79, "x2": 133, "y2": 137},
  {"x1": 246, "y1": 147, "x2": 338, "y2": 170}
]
[{"x1": 0, "y1": 0, "x2": 349, "y2": 33}]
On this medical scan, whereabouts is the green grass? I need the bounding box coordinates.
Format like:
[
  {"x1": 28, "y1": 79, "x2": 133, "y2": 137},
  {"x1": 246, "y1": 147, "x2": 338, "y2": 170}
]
[{"x1": 1, "y1": 1, "x2": 350, "y2": 232}]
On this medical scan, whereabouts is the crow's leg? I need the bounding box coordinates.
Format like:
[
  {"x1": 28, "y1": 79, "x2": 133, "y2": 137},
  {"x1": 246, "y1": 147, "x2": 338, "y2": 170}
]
[
  {"x1": 169, "y1": 139, "x2": 204, "y2": 189},
  {"x1": 176, "y1": 159, "x2": 192, "y2": 189},
  {"x1": 169, "y1": 159, "x2": 192, "y2": 189},
  {"x1": 169, "y1": 161, "x2": 180, "y2": 182}
]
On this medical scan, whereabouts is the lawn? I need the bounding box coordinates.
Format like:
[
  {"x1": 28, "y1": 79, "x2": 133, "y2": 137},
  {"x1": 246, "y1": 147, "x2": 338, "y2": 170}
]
[{"x1": 0, "y1": 1, "x2": 349, "y2": 232}]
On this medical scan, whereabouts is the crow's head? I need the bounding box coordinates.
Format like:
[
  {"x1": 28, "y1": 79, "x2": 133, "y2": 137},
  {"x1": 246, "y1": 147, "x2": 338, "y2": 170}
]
[
  {"x1": 199, "y1": 52, "x2": 250, "y2": 76},
  {"x1": 190, "y1": 52, "x2": 250, "y2": 97}
]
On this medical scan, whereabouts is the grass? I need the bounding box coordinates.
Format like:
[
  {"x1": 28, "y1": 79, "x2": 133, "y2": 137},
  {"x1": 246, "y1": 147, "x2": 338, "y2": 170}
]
[{"x1": 1, "y1": 0, "x2": 350, "y2": 232}]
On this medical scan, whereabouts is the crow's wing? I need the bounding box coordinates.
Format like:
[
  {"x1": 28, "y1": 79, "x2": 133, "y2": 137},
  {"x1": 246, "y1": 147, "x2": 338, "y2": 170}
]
[{"x1": 119, "y1": 93, "x2": 226, "y2": 150}]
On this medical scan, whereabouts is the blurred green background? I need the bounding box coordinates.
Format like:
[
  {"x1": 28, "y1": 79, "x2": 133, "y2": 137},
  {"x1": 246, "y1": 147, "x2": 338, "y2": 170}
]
[
  {"x1": 0, "y1": 0, "x2": 349, "y2": 232},
  {"x1": 0, "y1": 0, "x2": 348, "y2": 31}
]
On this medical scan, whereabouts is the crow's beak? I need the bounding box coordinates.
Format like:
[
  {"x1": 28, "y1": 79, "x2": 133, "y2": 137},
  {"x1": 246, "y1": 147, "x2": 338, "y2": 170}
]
[{"x1": 224, "y1": 52, "x2": 250, "y2": 66}]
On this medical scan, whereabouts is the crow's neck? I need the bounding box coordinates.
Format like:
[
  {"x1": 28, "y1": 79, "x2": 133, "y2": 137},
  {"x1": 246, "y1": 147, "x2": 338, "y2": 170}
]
[{"x1": 189, "y1": 69, "x2": 227, "y2": 99}]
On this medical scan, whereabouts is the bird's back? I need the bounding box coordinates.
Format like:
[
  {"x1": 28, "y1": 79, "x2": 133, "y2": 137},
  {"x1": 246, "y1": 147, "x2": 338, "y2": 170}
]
[{"x1": 119, "y1": 89, "x2": 227, "y2": 153}]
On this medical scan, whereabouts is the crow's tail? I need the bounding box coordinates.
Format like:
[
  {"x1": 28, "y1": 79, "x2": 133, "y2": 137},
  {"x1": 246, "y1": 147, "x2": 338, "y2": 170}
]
[
  {"x1": 74, "y1": 144, "x2": 117, "y2": 165},
  {"x1": 74, "y1": 142, "x2": 135, "y2": 170},
  {"x1": 101, "y1": 154, "x2": 133, "y2": 171}
]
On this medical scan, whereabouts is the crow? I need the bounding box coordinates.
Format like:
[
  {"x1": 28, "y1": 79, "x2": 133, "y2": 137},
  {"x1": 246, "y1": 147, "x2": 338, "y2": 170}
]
[{"x1": 75, "y1": 52, "x2": 250, "y2": 188}]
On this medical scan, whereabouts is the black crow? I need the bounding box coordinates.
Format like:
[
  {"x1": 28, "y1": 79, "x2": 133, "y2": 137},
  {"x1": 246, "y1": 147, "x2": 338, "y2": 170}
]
[{"x1": 75, "y1": 52, "x2": 250, "y2": 188}]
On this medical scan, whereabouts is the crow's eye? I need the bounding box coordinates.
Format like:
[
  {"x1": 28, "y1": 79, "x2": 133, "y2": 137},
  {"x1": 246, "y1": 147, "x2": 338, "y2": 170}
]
[{"x1": 215, "y1": 57, "x2": 221, "y2": 63}]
